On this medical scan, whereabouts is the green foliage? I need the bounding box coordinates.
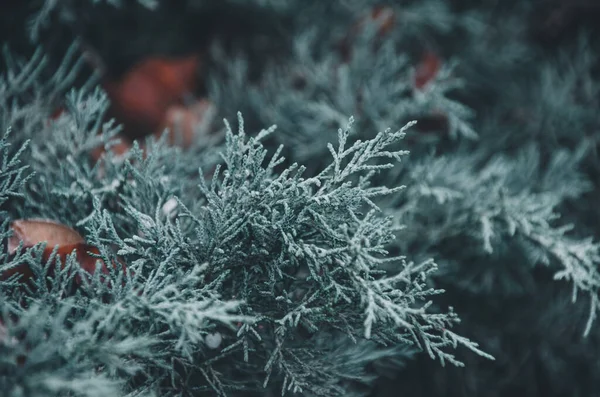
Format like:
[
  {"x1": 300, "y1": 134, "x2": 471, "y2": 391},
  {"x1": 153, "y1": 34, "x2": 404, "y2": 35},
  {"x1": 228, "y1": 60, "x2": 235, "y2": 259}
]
[
  {"x1": 206, "y1": 0, "x2": 600, "y2": 339},
  {"x1": 388, "y1": 144, "x2": 600, "y2": 333},
  {"x1": 207, "y1": 10, "x2": 476, "y2": 169},
  {"x1": 0, "y1": 129, "x2": 32, "y2": 215},
  {"x1": 0, "y1": 39, "x2": 490, "y2": 395},
  {"x1": 0, "y1": 301, "x2": 158, "y2": 397},
  {"x1": 3, "y1": 0, "x2": 600, "y2": 396}
]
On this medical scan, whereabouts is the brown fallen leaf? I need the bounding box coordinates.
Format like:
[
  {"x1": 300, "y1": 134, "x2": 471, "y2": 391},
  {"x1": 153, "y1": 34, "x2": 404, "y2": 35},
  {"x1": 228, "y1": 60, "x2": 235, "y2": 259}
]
[
  {"x1": 2, "y1": 219, "x2": 129, "y2": 288},
  {"x1": 7, "y1": 218, "x2": 84, "y2": 255}
]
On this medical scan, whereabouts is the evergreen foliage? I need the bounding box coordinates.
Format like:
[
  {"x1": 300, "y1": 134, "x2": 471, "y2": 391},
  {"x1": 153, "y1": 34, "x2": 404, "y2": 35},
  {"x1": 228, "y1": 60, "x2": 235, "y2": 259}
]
[{"x1": 1, "y1": 0, "x2": 600, "y2": 396}]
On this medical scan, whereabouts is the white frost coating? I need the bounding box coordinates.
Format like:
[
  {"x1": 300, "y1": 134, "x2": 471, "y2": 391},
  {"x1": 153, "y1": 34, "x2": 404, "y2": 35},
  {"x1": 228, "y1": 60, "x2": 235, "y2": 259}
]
[
  {"x1": 205, "y1": 332, "x2": 223, "y2": 349},
  {"x1": 162, "y1": 197, "x2": 178, "y2": 216}
]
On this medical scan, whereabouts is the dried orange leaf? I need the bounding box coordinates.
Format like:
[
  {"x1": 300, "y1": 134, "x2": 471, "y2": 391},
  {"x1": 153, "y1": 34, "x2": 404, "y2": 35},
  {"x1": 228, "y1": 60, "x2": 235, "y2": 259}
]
[{"x1": 8, "y1": 219, "x2": 84, "y2": 254}]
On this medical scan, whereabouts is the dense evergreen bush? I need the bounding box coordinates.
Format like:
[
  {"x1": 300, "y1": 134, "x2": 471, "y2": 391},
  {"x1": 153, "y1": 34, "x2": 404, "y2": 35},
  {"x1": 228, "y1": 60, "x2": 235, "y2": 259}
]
[{"x1": 1, "y1": 1, "x2": 599, "y2": 396}]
